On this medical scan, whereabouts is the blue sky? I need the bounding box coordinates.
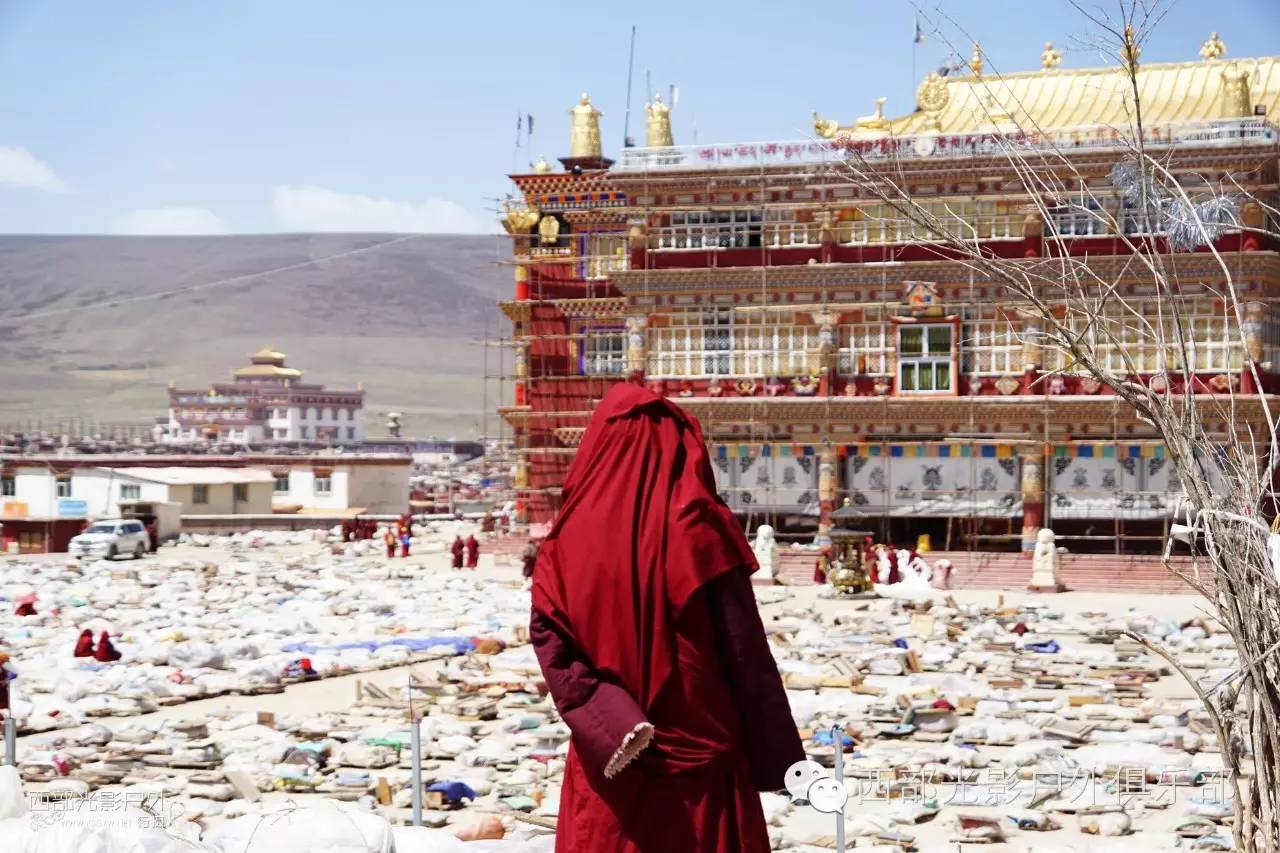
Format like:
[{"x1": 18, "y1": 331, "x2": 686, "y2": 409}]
[{"x1": 2, "y1": 0, "x2": 1276, "y2": 235}]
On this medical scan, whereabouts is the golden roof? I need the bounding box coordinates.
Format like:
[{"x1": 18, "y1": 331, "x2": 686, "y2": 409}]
[
  {"x1": 235, "y1": 345, "x2": 301, "y2": 379},
  {"x1": 233, "y1": 364, "x2": 302, "y2": 379},
  {"x1": 249, "y1": 345, "x2": 287, "y2": 364},
  {"x1": 816, "y1": 48, "x2": 1280, "y2": 138}
]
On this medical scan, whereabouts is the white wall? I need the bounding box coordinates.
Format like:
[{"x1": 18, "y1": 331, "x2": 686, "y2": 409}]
[
  {"x1": 347, "y1": 463, "x2": 409, "y2": 514},
  {"x1": 8, "y1": 468, "x2": 165, "y2": 517}
]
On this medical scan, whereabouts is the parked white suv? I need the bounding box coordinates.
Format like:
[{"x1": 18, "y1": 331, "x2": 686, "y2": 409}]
[{"x1": 68, "y1": 519, "x2": 151, "y2": 560}]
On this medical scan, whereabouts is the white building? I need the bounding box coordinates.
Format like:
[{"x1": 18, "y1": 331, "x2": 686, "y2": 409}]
[
  {"x1": 160, "y1": 347, "x2": 365, "y2": 445},
  {"x1": 1, "y1": 454, "x2": 410, "y2": 518}
]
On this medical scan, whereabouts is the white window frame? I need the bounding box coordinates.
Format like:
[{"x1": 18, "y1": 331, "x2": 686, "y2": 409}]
[
  {"x1": 120, "y1": 484, "x2": 141, "y2": 501},
  {"x1": 897, "y1": 323, "x2": 955, "y2": 393},
  {"x1": 314, "y1": 475, "x2": 332, "y2": 496},
  {"x1": 192, "y1": 484, "x2": 209, "y2": 505},
  {"x1": 964, "y1": 318, "x2": 1022, "y2": 374},
  {"x1": 273, "y1": 473, "x2": 290, "y2": 494},
  {"x1": 582, "y1": 329, "x2": 628, "y2": 376},
  {"x1": 56, "y1": 477, "x2": 72, "y2": 498},
  {"x1": 0, "y1": 476, "x2": 14, "y2": 497}
]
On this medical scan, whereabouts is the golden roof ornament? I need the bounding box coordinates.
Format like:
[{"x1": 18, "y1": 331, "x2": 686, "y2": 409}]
[
  {"x1": 644, "y1": 93, "x2": 673, "y2": 147},
  {"x1": 1220, "y1": 62, "x2": 1252, "y2": 117},
  {"x1": 501, "y1": 202, "x2": 540, "y2": 234},
  {"x1": 812, "y1": 112, "x2": 840, "y2": 139},
  {"x1": 1041, "y1": 41, "x2": 1062, "y2": 69},
  {"x1": 916, "y1": 72, "x2": 950, "y2": 130},
  {"x1": 537, "y1": 213, "x2": 561, "y2": 246},
  {"x1": 1200, "y1": 32, "x2": 1226, "y2": 60},
  {"x1": 854, "y1": 97, "x2": 890, "y2": 131},
  {"x1": 969, "y1": 43, "x2": 984, "y2": 76},
  {"x1": 1120, "y1": 24, "x2": 1141, "y2": 70},
  {"x1": 569, "y1": 92, "x2": 603, "y2": 159},
  {"x1": 532, "y1": 157, "x2": 552, "y2": 174}
]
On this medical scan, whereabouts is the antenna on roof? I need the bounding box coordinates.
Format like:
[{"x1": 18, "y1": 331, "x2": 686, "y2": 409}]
[{"x1": 622, "y1": 25, "x2": 637, "y2": 148}]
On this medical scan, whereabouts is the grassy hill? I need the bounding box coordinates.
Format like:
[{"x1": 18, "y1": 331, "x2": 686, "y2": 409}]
[{"x1": 0, "y1": 234, "x2": 513, "y2": 439}]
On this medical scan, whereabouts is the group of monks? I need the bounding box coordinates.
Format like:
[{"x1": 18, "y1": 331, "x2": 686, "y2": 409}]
[
  {"x1": 813, "y1": 538, "x2": 954, "y2": 588},
  {"x1": 384, "y1": 513, "x2": 415, "y2": 558},
  {"x1": 451, "y1": 534, "x2": 480, "y2": 569},
  {"x1": 73, "y1": 629, "x2": 121, "y2": 662},
  {"x1": 340, "y1": 517, "x2": 378, "y2": 542}
]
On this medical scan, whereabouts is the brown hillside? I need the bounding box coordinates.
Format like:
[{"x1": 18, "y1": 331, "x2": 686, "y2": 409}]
[{"x1": 0, "y1": 234, "x2": 513, "y2": 439}]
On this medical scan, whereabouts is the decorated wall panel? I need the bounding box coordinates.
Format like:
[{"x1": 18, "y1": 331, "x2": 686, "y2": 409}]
[{"x1": 844, "y1": 445, "x2": 1021, "y2": 517}]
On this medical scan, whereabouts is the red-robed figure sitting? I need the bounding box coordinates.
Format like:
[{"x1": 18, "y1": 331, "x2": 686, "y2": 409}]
[
  {"x1": 73, "y1": 630, "x2": 95, "y2": 657},
  {"x1": 530, "y1": 382, "x2": 803, "y2": 853},
  {"x1": 94, "y1": 632, "x2": 122, "y2": 663}
]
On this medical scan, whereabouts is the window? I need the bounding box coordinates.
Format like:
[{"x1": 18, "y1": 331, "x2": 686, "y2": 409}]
[
  {"x1": 0, "y1": 476, "x2": 14, "y2": 497},
  {"x1": 314, "y1": 475, "x2": 332, "y2": 495},
  {"x1": 648, "y1": 309, "x2": 821, "y2": 378},
  {"x1": 585, "y1": 233, "x2": 629, "y2": 279},
  {"x1": 321, "y1": 407, "x2": 330, "y2": 420},
  {"x1": 120, "y1": 484, "x2": 141, "y2": 500},
  {"x1": 300, "y1": 426, "x2": 310, "y2": 439},
  {"x1": 839, "y1": 319, "x2": 891, "y2": 375},
  {"x1": 56, "y1": 476, "x2": 72, "y2": 498},
  {"x1": 192, "y1": 484, "x2": 209, "y2": 504},
  {"x1": 657, "y1": 210, "x2": 762, "y2": 250},
  {"x1": 233, "y1": 483, "x2": 248, "y2": 502},
  {"x1": 583, "y1": 329, "x2": 627, "y2": 376},
  {"x1": 964, "y1": 318, "x2": 1022, "y2": 374},
  {"x1": 124, "y1": 522, "x2": 143, "y2": 534},
  {"x1": 346, "y1": 427, "x2": 355, "y2": 440},
  {"x1": 898, "y1": 324, "x2": 954, "y2": 392},
  {"x1": 1048, "y1": 199, "x2": 1107, "y2": 237},
  {"x1": 274, "y1": 473, "x2": 290, "y2": 494},
  {"x1": 345, "y1": 408, "x2": 353, "y2": 420}
]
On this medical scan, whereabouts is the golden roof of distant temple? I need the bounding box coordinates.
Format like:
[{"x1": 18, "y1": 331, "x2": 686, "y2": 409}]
[
  {"x1": 233, "y1": 346, "x2": 302, "y2": 380},
  {"x1": 815, "y1": 36, "x2": 1280, "y2": 138}
]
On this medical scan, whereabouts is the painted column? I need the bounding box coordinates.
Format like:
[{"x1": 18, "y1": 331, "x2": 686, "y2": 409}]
[
  {"x1": 1241, "y1": 301, "x2": 1264, "y2": 395},
  {"x1": 1019, "y1": 446, "x2": 1045, "y2": 554},
  {"x1": 816, "y1": 444, "x2": 837, "y2": 546},
  {"x1": 1019, "y1": 308, "x2": 1043, "y2": 394},
  {"x1": 513, "y1": 343, "x2": 528, "y2": 406},
  {"x1": 513, "y1": 453, "x2": 529, "y2": 524},
  {"x1": 514, "y1": 264, "x2": 530, "y2": 301},
  {"x1": 813, "y1": 310, "x2": 839, "y2": 396},
  {"x1": 626, "y1": 315, "x2": 648, "y2": 379}
]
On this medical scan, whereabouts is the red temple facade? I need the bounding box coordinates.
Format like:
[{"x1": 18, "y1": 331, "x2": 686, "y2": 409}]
[{"x1": 501, "y1": 42, "x2": 1280, "y2": 556}]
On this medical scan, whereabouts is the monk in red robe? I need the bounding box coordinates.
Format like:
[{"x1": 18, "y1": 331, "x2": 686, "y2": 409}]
[
  {"x1": 465, "y1": 535, "x2": 479, "y2": 569},
  {"x1": 94, "y1": 632, "x2": 122, "y2": 663},
  {"x1": 531, "y1": 382, "x2": 802, "y2": 853},
  {"x1": 74, "y1": 630, "x2": 95, "y2": 658},
  {"x1": 384, "y1": 529, "x2": 398, "y2": 559},
  {"x1": 451, "y1": 536, "x2": 465, "y2": 569}
]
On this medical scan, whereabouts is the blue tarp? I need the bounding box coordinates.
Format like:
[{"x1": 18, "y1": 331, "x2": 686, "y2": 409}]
[{"x1": 280, "y1": 636, "x2": 475, "y2": 655}]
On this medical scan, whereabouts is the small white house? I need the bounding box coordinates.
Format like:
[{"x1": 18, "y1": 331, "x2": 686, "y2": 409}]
[{"x1": 268, "y1": 456, "x2": 409, "y2": 515}]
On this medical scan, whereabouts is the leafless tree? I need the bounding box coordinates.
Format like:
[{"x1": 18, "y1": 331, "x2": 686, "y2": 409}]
[{"x1": 831, "y1": 3, "x2": 1280, "y2": 848}]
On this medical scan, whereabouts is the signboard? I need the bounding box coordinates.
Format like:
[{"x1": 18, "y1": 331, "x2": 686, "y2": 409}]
[
  {"x1": 2, "y1": 501, "x2": 28, "y2": 518},
  {"x1": 57, "y1": 499, "x2": 88, "y2": 518}
]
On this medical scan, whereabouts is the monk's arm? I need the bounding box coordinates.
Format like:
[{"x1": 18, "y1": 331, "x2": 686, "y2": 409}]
[
  {"x1": 529, "y1": 606, "x2": 653, "y2": 779},
  {"x1": 706, "y1": 570, "x2": 805, "y2": 791}
]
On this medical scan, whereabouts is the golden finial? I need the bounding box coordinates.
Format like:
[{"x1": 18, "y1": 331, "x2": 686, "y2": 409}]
[
  {"x1": 568, "y1": 92, "x2": 603, "y2": 159},
  {"x1": 644, "y1": 93, "x2": 673, "y2": 147},
  {"x1": 1041, "y1": 41, "x2": 1062, "y2": 70},
  {"x1": 969, "y1": 42, "x2": 984, "y2": 75},
  {"x1": 532, "y1": 157, "x2": 552, "y2": 174},
  {"x1": 1200, "y1": 32, "x2": 1226, "y2": 60},
  {"x1": 1120, "y1": 24, "x2": 1141, "y2": 70}
]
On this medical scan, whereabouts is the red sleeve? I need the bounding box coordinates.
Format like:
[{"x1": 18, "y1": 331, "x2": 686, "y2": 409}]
[
  {"x1": 705, "y1": 570, "x2": 805, "y2": 791},
  {"x1": 530, "y1": 606, "x2": 653, "y2": 779}
]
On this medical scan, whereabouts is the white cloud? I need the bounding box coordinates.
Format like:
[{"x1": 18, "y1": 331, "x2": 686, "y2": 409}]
[
  {"x1": 114, "y1": 206, "x2": 229, "y2": 235},
  {"x1": 272, "y1": 184, "x2": 479, "y2": 234},
  {"x1": 0, "y1": 146, "x2": 67, "y2": 192}
]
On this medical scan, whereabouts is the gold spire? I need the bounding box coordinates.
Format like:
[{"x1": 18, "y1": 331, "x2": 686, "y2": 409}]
[
  {"x1": 1200, "y1": 32, "x2": 1226, "y2": 61},
  {"x1": 969, "y1": 43, "x2": 984, "y2": 76},
  {"x1": 644, "y1": 93, "x2": 673, "y2": 147},
  {"x1": 531, "y1": 157, "x2": 552, "y2": 174},
  {"x1": 812, "y1": 112, "x2": 840, "y2": 139},
  {"x1": 1120, "y1": 24, "x2": 1141, "y2": 70},
  {"x1": 1041, "y1": 41, "x2": 1062, "y2": 70},
  {"x1": 568, "y1": 92, "x2": 603, "y2": 159}
]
